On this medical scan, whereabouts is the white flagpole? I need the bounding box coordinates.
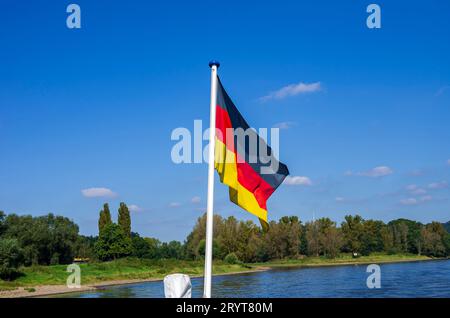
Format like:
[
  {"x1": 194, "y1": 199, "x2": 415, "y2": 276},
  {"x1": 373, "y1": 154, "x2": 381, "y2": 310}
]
[{"x1": 203, "y1": 60, "x2": 219, "y2": 298}]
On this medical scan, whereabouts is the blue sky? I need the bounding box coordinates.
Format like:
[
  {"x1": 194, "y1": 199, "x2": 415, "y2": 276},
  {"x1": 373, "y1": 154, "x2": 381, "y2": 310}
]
[{"x1": 0, "y1": 1, "x2": 449, "y2": 241}]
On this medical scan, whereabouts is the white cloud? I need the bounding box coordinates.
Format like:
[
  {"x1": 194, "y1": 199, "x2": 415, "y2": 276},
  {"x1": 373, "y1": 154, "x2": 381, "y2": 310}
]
[
  {"x1": 400, "y1": 195, "x2": 432, "y2": 206},
  {"x1": 169, "y1": 202, "x2": 181, "y2": 208},
  {"x1": 428, "y1": 181, "x2": 448, "y2": 189},
  {"x1": 447, "y1": 159, "x2": 450, "y2": 166},
  {"x1": 128, "y1": 204, "x2": 143, "y2": 212},
  {"x1": 273, "y1": 121, "x2": 296, "y2": 130},
  {"x1": 420, "y1": 195, "x2": 433, "y2": 202},
  {"x1": 400, "y1": 198, "x2": 418, "y2": 206},
  {"x1": 191, "y1": 196, "x2": 201, "y2": 204},
  {"x1": 405, "y1": 185, "x2": 427, "y2": 195},
  {"x1": 357, "y1": 166, "x2": 393, "y2": 178},
  {"x1": 335, "y1": 197, "x2": 345, "y2": 202},
  {"x1": 435, "y1": 85, "x2": 450, "y2": 97},
  {"x1": 284, "y1": 176, "x2": 312, "y2": 186},
  {"x1": 411, "y1": 188, "x2": 427, "y2": 195},
  {"x1": 81, "y1": 187, "x2": 117, "y2": 198},
  {"x1": 260, "y1": 82, "x2": 321, "y2": 102}
]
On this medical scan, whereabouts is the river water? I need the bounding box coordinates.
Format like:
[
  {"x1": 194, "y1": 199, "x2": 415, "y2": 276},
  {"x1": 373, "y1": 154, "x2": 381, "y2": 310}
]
[{"x1": 62, "y1": 259, "x2": 450, "y2": 298}]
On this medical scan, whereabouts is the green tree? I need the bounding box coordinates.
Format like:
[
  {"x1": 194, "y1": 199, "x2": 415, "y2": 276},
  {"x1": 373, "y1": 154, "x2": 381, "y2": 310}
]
[
  {"x1": 305, "y1": 221, "x2": 320, "y2": 256},
  {"x1": 73, "y1": 235, "x2": 97, "y2": 260},
  {"x1": 236, "y1": 220, "x2": 261, "y2": 262},
  {"x1": 224, "y1": 252, "x2": 240, "y2": 264},
  {"x1": 421, "y1": 227, "x2": 443, "y2": 256},
  {"x1": 131, "y1": 233, "x2": 162, "y2": 259},
  {"x1": 3, "y1": 214, "x2": 37, "y2": 265},
  {"x1": 94, "y1": 223, "x2": 132, "y2": 261},
  {"x1": 118, "y1": 202, "x2": 131, "y2": 238},
  {"x1": 131, "y1": 233, "x2": 150, "y2": 258},
  {"x1": 380, "y1": 226, "x2": 394, "y2": 253},
  {"x1": 220, "y1": 216, "x2": 240, "y2": 256},
  {"x1": 0, "y1": 238, "x2": 24, "y2": 280},
  {"x1": 444, "y1": 232, "x2": 450, "y2": 256},
  {"x1": 184, "y1": 214, "x2": 223, "y2": 259},
  {"x1": 361, "y1": 220, "x2": 385, "y2": 255},
  {"x1": 0, "y1": 210, "x2": 6, "y2": 236},
  {"x1": 443, "y1": 221, "x2": 450, "y2": 233},
  {"x1": 3, "y1": 213, "x2": 79, "y2": 265},
  {"x1": 421, "y1": 222, "x2": 447, "y2": 257},
  {"x1": 197, "y1": 239, "x2": 223, "y2": 260},
  {"x1": 260, "y1": 217, "x2": 301, "y2": 260},
  {"x1": 145, "y1": 237, "x2": 163, "y2": 258},
  {"x1": 317, "y1": 218, "x2": 342, "y2": 258},
  {"x1": 341, "y1": 215, "x2": 365, "y2": 254},
  {"x1": 98, "y1": 203, "x2": 112, "y2": 235},
  {"x1": 160, "y1": 241, "x2": 184, "y2": 259},
  {"x1": 280, "y1": 216, "x2": 302, "y2": 258},
  {"x1": 388, "y1": 219, "x2": 423, "y2": 254}
]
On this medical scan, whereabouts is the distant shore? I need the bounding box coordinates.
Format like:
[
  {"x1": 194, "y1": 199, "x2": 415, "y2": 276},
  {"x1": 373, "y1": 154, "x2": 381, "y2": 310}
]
[
  {"x1": 0, "y1": 254, "x2": 442, "y2": 298},
  {"x1": 255, "y1": 253, "x2": 438, "y2": 268}
]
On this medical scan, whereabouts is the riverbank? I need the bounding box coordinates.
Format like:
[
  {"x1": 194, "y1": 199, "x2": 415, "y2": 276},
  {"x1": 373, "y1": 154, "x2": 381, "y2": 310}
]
[
  {"x1": 260, "y1": 253, "x2": 434, "y2": 268},
  {"x1": 0, "y1": 258, "x2": 259, "y2": 298},
  {"x1": 0, "y1": 254, "x2": 438, "y2": 298}
]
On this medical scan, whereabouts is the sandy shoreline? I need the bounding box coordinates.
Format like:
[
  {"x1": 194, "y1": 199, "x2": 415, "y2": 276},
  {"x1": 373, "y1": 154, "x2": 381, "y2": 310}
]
[
  {"x1": 0, "y1": 267, "x2": 269, "y2": 298},
  {"x1": 0, "y1": 257, "x2": 442, "y2": 298}
]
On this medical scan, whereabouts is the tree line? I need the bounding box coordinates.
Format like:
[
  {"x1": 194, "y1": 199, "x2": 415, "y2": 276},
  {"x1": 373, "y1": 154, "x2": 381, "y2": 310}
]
[
  {"x1": 0, "y1": 211, "x2": 80, "y2": 279},
  {"x1": 1, "y1": 206, "x2": 449, "y2": 280},
  {"x1": 0, "y1": 203, "x2": 187, "y2": 280},
  {"x1": 94, "y1": 203, "x2": 184, "y2": 261},
  {"x1": 184, "y1": 214, "x2": 450, "y2": 263}
]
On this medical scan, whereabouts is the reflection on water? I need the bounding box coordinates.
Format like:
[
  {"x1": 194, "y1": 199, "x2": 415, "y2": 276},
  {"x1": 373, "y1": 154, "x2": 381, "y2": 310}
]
[{"x1": 58, "y1": 259, "x2": 450, "y2": 298}]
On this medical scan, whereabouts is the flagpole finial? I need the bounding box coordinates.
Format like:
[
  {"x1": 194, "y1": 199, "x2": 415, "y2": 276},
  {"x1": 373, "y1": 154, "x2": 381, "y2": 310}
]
[{"x1": 209, "y1": 60, "x2": 220, "y2": 68}]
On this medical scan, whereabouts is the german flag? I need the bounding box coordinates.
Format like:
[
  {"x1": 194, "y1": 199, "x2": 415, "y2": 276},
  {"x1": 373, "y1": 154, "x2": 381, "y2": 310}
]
[{"x1": 214, "y1": 77, "x2": 289, "y2": 229}]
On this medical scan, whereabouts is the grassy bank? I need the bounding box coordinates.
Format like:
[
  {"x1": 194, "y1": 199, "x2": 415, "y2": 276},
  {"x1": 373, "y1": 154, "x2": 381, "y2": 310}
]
[
  {"x1": 259, "y1": 253, "x2": 433, "y2": 268},
  {"x1": 0, "y1": 253, "x2": 437, "y2": 292},
  {"x1": 0, "y1": 258, "x2": 252, "y2": 291}
]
